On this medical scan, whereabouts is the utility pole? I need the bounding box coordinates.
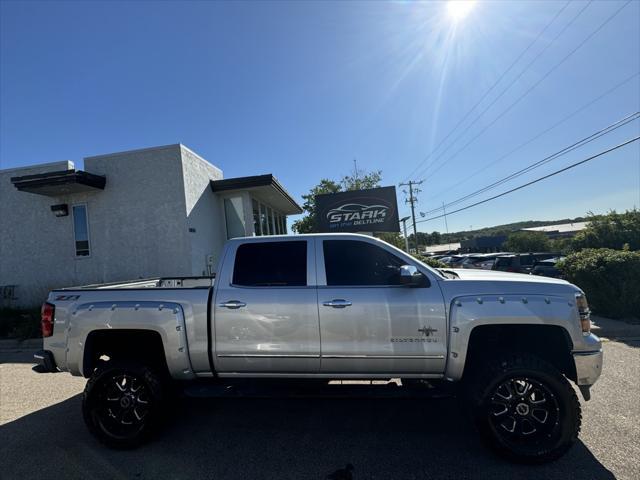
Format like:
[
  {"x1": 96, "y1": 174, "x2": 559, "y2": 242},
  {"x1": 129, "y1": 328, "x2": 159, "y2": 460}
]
[
  {"x1": 353, "y1": 158, "x2": 359, "y2": 189},
  {"x1": 400, "y1": 216, "x2": 410, "y2": 252},
  {"x1": 442, "y1": 201, "x2": 451, "y2": 251},
  {"x1": 399, "y1": 180, "x2": 423, "y2": 254}
]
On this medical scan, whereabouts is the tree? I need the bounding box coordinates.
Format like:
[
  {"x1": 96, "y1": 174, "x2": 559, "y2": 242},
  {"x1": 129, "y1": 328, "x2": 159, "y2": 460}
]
[
  {"x1": 291, "y1": 179, "x2": 341, "y2": 234},
  {"x1": 291, "y1": 169, "x2": 382, "y2": 233},
  {"x1": 376, "y1": 232, "x2": 405, "y2": 249},
  {"x1": 504, "y1": 231, "x2": 550, "y2": 253},
  {"x1": 572, "y1": 209, "x2": 640, "y2": 251}
]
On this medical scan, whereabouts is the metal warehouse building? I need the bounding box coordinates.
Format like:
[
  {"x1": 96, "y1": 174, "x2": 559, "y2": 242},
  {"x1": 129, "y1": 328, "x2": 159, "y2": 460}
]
[{"x1": 0, "y1": 144, "x2": 302, "y2": 307}]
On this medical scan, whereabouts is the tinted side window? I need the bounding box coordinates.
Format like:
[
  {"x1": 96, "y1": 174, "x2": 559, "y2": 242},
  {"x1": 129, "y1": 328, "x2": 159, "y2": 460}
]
[
  {"x1": 323, "y1": 240, "x2": 406, "y2": 286},
  {"x1": 495, "y1": 257, "x2": 513, "y2": 267},
  {"x1": 520, "y1": 255, "x2": 534, "y2": 266},
  {"x1": 233, "y1": 242, "x2": 307, "y2": 286}
]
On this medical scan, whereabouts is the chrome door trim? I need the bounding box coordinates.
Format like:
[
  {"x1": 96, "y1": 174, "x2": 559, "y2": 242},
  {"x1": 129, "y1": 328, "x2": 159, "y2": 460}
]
[
  {"x1": 321, "y1": 354, "x2": 445, "y2": 359},
  {"x1": 218, "y1": 300, "x2": 247, "y2": 309},
  {"x1": 322, "y1": 299, "x2": 352, "y2": 308},
  {"x1": 217, "y1": 353, "x2": 321, "y2": 358}
]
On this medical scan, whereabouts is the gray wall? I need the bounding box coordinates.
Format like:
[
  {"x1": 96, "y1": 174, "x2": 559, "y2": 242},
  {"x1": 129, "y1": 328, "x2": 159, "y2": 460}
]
[
  {"x1": 0, "y1": 144, "x2": 224, "y2": 307},
  {"x1": 180, "y1": 145, "x2": 226, "y2": 275},
  {"x1": 1, "y1": 161, "x2": 79, "y2": 307},
  {"x1": 81, "y1": 144, "x2": 192, "y2": 282}
]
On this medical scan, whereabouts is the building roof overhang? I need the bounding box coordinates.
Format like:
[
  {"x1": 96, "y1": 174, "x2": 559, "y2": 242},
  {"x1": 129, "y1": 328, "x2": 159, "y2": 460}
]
[
  {"x1": 10, "y1": 169, "x2": 106, "y2": 197},
  {"x1": 211, "y1": 174, "x2": 302, "y2": 215}
]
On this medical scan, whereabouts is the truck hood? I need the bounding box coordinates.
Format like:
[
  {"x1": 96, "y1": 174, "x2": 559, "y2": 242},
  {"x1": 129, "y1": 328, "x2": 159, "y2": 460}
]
[
  {"x1": 436, "y1": 268, "x2": 581, "y2": 299},
  {"x1": 446, "y1": 268, "x2": 570, "y2": 286}
]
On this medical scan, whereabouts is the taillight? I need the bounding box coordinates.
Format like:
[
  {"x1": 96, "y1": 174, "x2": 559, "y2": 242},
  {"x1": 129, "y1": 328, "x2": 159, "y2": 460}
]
[
  {"x1": 41, "y1": 302, "x2": 55, "y2": 338},
  {"x1": 575, "y1": 294, "x2": 591, "y2": 335}
]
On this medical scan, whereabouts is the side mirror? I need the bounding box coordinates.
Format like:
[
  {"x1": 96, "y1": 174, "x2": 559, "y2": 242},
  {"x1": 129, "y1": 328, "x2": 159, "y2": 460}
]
[{"x1": 400, "y1": 265, "x2": 429, "y2": 287}]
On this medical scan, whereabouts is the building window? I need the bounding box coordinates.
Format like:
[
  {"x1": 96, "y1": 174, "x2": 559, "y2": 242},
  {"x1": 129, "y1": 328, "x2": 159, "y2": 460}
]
[
  {"x1": 252, "y1": 199, "x2": 261, "y2": 236},
  {"x1": 72, "y1": 205, "x2": 90, "y2": 257},
  {"x1": 260, "y1": 203, "x2": 269, "y2": 235},
  {"x1": 274, "y1": 213, "x2": 281, "y2": 234},
  {"x1": 267, "y1": 206, "x2": 275, "y2": 235},
  {"x1": 251, "y1": 198, "x2": 287, "y2": 236},
  {"x1": 224, "y1": 197, "x2": 246, "y2": 239}
]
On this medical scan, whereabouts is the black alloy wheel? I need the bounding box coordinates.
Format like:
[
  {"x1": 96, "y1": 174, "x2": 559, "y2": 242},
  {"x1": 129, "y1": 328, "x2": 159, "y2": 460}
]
[
  {"x1": 468, "y1": 354, "x2": 581, "y2": 463},
  {"x1": 488, "y1": 376, "x2": 559, "y2": 445},
  {"x1": 83, "y1": 361, "x2": 165, "y2": 448}
]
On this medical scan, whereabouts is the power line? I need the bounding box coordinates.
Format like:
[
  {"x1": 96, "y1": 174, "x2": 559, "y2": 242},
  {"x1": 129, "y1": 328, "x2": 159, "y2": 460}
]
[
  {"x1": 415, "y1": 136, "x2": 640, "y2": 225},
  {"x1": 421, "y1": 111, "x2": 640, "y2": 216},
  {"x1": 423, "y1": 71, "x2": 640, "y2": 205},
  {"x1": 400, "y1": 0, "x2": 572, "y2": 183},
  {"x1": 417, "y1": 0, "x2": 632, "y2": 182}
]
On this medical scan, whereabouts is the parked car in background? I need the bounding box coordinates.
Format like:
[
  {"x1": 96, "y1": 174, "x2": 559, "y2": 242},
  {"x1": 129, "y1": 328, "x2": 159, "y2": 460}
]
[
  {"x1": 530, "y1": 257, "x2": 565, "y2": 279},
  {"x1": 459, "y1": 255, "x2": 492, "y2": 269},
  {"x1": 492, "y1": 253, "x2": 560, "y2": 274},
  {"x1": 439, "y1": 255, "x2": 465, "y2": 267},
  {"x1": 459, "y1": 253, "x2": 513, "y2": 270}
]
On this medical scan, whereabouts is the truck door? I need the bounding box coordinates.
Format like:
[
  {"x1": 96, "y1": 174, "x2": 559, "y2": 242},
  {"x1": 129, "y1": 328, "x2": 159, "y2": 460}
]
[
  {"x1": 214, "y1": 238, "x2": 320, "y2": 373},
  {"x1": 317, "y1": 238, "x2": 447, "y2": 374}
]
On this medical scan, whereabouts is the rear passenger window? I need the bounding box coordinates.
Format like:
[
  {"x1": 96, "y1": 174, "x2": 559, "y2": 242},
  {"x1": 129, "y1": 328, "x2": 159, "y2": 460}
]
[
  {"x1": 233, "y1": 241, "x2": 307, "y2": 286},
  {"x1": 323, "y1": 240, "x2": 405, "y2": 286}
]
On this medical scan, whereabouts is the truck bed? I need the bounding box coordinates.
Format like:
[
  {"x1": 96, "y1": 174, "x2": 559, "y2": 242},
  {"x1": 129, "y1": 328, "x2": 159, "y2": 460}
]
[{"x1": 54, "y1": 276, "x2": 215, "y2": 290}]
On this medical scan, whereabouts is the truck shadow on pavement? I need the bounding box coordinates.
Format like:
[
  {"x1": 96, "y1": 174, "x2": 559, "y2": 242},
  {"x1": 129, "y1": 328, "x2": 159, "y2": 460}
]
[{"x1": 0, "y1": 387, "x2": 615, "y2": 480}]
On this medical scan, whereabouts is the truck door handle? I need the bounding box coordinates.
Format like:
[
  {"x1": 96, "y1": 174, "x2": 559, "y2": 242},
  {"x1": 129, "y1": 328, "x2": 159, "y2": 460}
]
[
  {"x1": 218, "y1": 300, "x2": 247, "y2": 309},
  {"x1": 323, "y1": 299, "x2": 352, "y2": 308}
]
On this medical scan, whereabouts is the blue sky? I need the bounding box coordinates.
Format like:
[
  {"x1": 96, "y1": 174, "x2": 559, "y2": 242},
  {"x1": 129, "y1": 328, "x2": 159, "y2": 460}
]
[{"x1": 1, "y1": 0, "x2": 639, "y2": 233}]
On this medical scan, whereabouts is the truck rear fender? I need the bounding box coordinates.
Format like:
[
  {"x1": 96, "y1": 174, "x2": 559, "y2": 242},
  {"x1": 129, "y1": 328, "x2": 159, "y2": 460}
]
[{"x1": 66, "y1": 300, "x2": 195, "y2": 379}]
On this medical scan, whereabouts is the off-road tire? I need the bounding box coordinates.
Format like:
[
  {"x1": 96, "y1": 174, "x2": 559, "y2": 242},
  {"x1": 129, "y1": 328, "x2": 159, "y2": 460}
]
[
  {"x1": 467, "y1": 353, "x2": 581, "y2": 463},
  {"x1": 82, "y1": 360, "x2": 166, "y2": 449}
]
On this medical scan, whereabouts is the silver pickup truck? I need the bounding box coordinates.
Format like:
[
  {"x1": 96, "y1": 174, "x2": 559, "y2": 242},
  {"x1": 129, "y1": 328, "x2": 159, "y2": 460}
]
[{"x1": 35, "y1": 233, "x2": 602, "y2": 462}]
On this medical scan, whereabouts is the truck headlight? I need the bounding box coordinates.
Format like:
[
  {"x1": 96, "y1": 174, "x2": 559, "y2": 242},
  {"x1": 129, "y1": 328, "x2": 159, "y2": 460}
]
[{"x1": 575, "y1": 293, "x2": 591, "y2": 336}]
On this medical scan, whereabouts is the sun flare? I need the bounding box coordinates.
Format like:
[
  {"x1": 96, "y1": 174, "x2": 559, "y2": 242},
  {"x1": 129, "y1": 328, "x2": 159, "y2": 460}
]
[{"x1": 446, "y1": 0, "x2": 477, "y2": 22}]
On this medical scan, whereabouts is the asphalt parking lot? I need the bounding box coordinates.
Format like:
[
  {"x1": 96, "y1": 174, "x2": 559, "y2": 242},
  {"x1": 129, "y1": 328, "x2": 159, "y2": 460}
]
[{"x1": 1, "y1": 339, "x2": 638, "y2": 480}]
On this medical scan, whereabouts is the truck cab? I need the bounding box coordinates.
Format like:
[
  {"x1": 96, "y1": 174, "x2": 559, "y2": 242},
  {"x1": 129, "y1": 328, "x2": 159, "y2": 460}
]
[{"x1": 213, "y1": 235, "x2": 447, "y2": 376}]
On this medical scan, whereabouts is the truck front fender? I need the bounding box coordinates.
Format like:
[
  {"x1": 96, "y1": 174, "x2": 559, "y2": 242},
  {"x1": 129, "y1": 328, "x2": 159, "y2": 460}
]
[{"x1": 445, "y1": 294, "x2": 580, "y2": 381}]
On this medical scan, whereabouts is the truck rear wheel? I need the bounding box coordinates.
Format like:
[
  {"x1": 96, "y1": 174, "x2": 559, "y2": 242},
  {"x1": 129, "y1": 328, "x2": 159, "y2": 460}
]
[
  {"x1": 82, "y1": 361, "x2": 165, "y2": 448},
  {"x1": 467, "y1": 354, "x2": 581, "y2": 463}
]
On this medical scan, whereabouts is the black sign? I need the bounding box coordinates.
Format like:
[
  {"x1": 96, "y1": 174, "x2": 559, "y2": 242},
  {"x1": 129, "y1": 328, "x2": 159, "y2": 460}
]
[{"x1": 315, "y1": 186, "x2": 400, "y2": 233}]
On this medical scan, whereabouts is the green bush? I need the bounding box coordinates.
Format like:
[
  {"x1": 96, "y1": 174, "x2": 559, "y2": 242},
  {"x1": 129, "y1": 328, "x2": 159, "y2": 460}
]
[
  {"x1": 504, "y1": 231, "x2": 550, "y2": 253},
  {"x1": 413, "y1": 254, "x2": 447, "y2": 269},
  {"x1": 0, "y1": 308, "x2": 41, "y2": 339},
  {"x1": 572, "y1": 209, "x2": 640, "y2": 251},
  {"x1": 558, "y1": 249, "x2": 640, "y2": 319}
]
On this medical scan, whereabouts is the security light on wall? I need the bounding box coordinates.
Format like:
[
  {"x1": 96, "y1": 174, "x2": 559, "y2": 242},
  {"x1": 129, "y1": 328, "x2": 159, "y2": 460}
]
[{"x1": 50, "y1": 204, "x2": 69, "y2": 217}]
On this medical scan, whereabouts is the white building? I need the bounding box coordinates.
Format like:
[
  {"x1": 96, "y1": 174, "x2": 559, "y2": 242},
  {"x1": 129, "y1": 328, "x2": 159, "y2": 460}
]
[
  {"x1": 0, "y1": 144, "x2": 301, "y2": 307},
  {"x1": 521, "y1": 222, "x2": 589, "y2": 238}
]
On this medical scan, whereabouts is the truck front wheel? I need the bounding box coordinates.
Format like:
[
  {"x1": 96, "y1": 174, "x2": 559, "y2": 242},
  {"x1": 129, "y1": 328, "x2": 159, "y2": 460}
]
[
  {"x1": 82, "y1": 361, "x2": 165, "y2": 448},
  {"x1": 468, "y1": 354, "x2": 581, "y2": 463}
]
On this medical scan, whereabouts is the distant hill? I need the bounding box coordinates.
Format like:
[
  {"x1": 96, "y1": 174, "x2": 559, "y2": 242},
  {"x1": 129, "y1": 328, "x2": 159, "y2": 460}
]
[{"x1": 413, "y1": 216, "x2": 591, "y2": 246}]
